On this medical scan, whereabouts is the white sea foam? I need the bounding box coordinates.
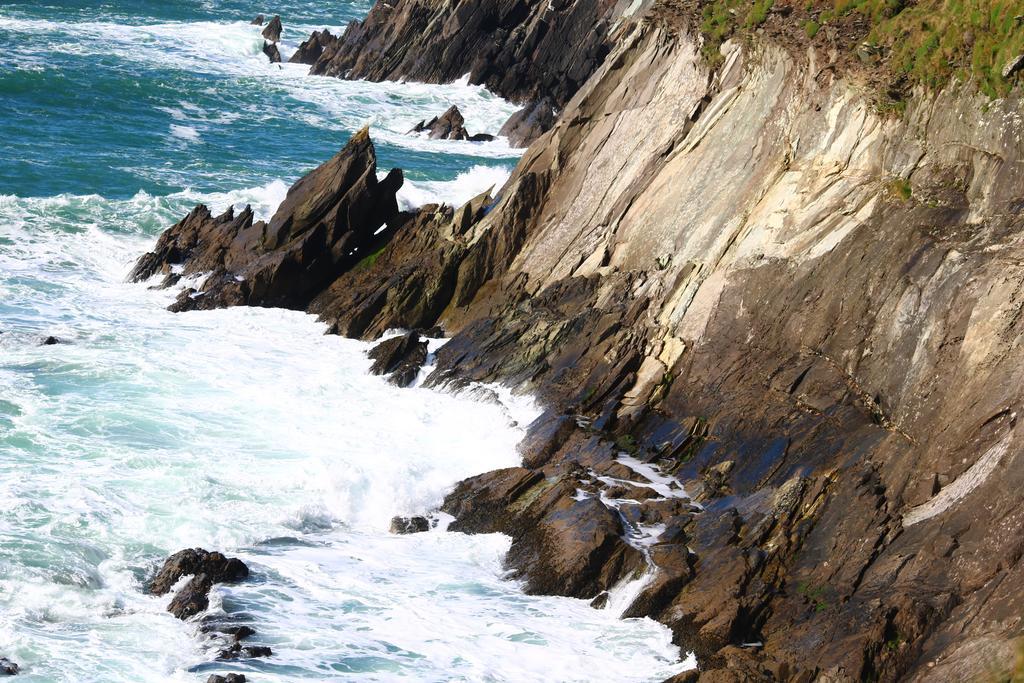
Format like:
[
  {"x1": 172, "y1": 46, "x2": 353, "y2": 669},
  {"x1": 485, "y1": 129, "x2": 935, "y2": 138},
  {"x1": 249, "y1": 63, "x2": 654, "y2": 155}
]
[
  {"x1": 0, "y1": 190, "x2": 694, "y2": 681},
  {"x1": 169, "y1": 124, "x2": 201, "y2": 142},
  {"x1": 397, "y1": 165, "x2": 513, "y2": 210}
]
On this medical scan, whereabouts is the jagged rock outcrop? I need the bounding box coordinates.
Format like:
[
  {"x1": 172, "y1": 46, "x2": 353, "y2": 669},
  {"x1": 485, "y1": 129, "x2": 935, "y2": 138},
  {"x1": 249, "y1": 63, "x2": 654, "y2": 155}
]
[
  {"x1": 249, "y1": 15, "x2": 264, "y2": 26},
  {"x1": 261, "y1": 15, "x2": 282, "y2": 43},
  {"x1": 301, "y1": 0, "x2": 620, "y2": 143},
  {"x1": 130, "y1": 128, "x2": 404, "y2": 313},
  {"x1": 409, "y1": 105, "x2": 494, "y2": 142},
  {"x1": 288, "y1": 29, "x2": 338, "y2": 65}
]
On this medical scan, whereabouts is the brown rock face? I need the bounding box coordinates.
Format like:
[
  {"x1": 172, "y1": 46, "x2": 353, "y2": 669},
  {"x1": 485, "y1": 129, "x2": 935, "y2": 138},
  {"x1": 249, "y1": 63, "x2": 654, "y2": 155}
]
[
  {"x1": 288, "y1": 29, "x2": 339, "y2": 65},
  {"x1": 443, "y1": 464, "x2": 646, "y2": 598},
  {"x1": 130, "y1": 128, "x2": 404, "y2": 313},
  {"x1": 261, "y1": 15, "x2": 282, "y2": 43},
  {"x1": 498, "y1": 97, "x2": 556, "y2": 147}
]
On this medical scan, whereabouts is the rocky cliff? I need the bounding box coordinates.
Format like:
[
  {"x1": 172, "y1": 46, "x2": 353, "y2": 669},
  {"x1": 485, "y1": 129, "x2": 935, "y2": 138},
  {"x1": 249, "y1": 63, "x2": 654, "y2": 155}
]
[{"x1": 136, "y1": 2, "x2": 1024, "y2": 681}]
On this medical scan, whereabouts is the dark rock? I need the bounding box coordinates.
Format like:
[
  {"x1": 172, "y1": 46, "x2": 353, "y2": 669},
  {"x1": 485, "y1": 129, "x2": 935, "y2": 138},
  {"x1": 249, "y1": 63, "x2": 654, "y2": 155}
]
[
  {"x1": 468, "y1": 133, "x2": 495, "y2": 142},
  {"x1": 40, "y1": 336, "x2": 62, "y2": 345},
  {"x1": 410, "y1": 106, "x2": 470, "y2": 141},
  {"x1": 249, "y1": 15, "x2": 264, "y2": 25},
  {"x1": 309, "y1": 186, "x2": 499, "y2": 340},
  {"x1": 499, "y1": 98, "x2": 557, "y2": 147},
  {"x1": 0, "y1": 658, "x2": 18, "y2": 676},
  {"x1": 149, "y1": 548, "x2": 249, "y2": 596},
  {"x1": 289, "y1": 29, "x2": 339, "y2": 65},
  {"x1": 590, "y1": 591, "x2": 610, "y2": 609},
  {"x1": 367, "y1": 331, "x2": 428, "y2": 387},
  {"x1": 261, "y1": 15, "x2": 282, "y2": 42},
  {"x1": 389, "y1": 515, "x2": 431, "y2": 534},
  {"x1": 131, "y1": 128, "x2": 404, "y2": 314},
  {"x1": 262, "y1": 40, "x2": 281, "y2": 64},
  {"x1": 207, "y1": 675, "x2": 246, "y2": 683},
  {"x1": 219, "y1": 643, "x2": 272, "y2": 660}
]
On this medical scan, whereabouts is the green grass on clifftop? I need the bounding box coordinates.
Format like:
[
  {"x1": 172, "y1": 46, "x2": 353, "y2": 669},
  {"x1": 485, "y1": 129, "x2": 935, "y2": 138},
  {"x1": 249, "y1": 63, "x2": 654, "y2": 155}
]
[{"x1": 698, "y1": 0, "x2": 1024, "y2": 98}]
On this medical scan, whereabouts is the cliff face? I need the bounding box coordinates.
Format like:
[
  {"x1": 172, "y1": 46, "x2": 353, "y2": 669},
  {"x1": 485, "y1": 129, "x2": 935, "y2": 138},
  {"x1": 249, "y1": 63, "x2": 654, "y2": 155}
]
[
  {"x1": 423, "y1": 17, "x2": 1024, "y2": 680},
  {"x1": 136, "y1": 3, "x2": 1024, "y2": 681}
]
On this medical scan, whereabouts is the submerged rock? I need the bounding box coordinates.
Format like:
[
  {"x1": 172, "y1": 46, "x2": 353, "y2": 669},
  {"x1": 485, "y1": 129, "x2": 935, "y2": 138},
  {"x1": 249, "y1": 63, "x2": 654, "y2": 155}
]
[
  {"x1": 0, "y1": 658, "x2": 18, "y2": 676},
  {"x1": 249, "y1": 14, "x2": 264, "y2": 25},
  {"x1": 40, "y1": 336, "x2": 63, "y2": 345},
  {"x1": 367, "y1": 331, "x2": 429, "y2": 387},
  {"x1": 389, "y1": 515, "x2": 431, "y2": 534},
  {"x1": 262, "y1": 40, "x2": 281, "y2": 64},
  {"x1": 289, "y1": 29, "x2": 338, "y2": 65},
  {"x1": 261, "y1": 15, "x2": 282, "y2": 42}
]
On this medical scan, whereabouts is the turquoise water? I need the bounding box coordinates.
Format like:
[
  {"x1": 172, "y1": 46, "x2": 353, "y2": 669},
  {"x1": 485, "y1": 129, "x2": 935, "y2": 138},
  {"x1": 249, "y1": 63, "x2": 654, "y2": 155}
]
[{"x1": 0, "y1": 2, "x2": 692, "y2": 681}]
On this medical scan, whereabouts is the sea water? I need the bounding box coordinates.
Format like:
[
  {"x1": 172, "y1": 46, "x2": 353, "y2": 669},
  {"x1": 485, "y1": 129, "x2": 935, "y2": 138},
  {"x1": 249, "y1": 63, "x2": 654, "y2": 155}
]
[{"x1": 0, "y1": 2, "x2": 692, "y2": 680}]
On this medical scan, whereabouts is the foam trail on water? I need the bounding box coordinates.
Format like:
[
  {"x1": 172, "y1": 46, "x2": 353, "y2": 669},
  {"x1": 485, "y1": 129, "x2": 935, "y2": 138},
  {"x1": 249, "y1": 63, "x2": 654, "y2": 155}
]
[{"x1": 397, "y1": 165, "x2": 513, "y2": 210}]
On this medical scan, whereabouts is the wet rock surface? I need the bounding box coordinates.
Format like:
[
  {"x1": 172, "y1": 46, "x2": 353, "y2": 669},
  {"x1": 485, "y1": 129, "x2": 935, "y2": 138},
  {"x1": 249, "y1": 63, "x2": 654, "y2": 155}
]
[
  {"x1": 0, "y1": 658, "x2": 18, "y2": 676},
  {"x1": 367, "y1": 331, "x2": 429, "y2": 387},
  {"x1": 149, "y1": 548, "x2": 249, "y2": 596},
  {"x1": 389, "y1": 515, "x2": 431, "y2": 534}
]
